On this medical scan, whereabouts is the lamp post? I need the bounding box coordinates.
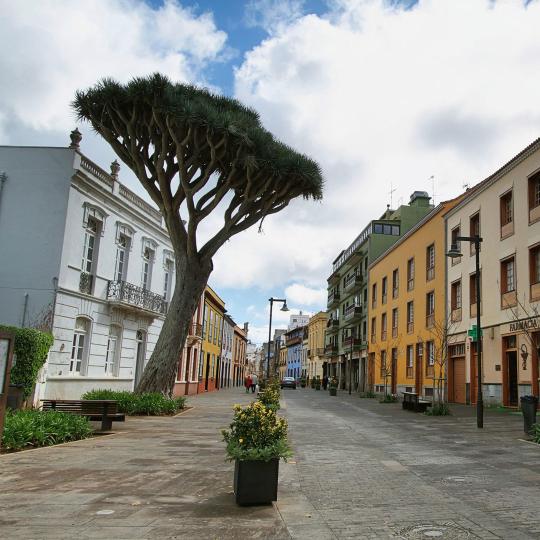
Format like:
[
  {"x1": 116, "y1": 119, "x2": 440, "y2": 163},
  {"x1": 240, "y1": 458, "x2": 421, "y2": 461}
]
[
  {"x1": 447, "y1": 235, "x2": 484, "y2": 428},
  {"x1": 267, "y1": 298, "x2": 289, "y2": 379}
]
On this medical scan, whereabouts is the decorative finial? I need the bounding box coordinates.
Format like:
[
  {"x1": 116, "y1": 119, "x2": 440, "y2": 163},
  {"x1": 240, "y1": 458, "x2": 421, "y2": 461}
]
[
  {"x1": 69, "y1": 128, "x2": 82, "y2": 149},
  {"x1": 110, "y1": 159, "x2": 120, "y2": 179}
]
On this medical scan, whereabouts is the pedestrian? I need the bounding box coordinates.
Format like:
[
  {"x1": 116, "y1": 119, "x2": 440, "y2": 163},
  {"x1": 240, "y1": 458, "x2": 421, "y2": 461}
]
[
  {"x1": 322, "y1": 375, "x2": 328, "y2": 390},
  {"x1": 245, "y1": 375, "x2": 252, "y2": 394},
  {"x1": 251, "y1": 373, "x2": 258, "y2": 393}
]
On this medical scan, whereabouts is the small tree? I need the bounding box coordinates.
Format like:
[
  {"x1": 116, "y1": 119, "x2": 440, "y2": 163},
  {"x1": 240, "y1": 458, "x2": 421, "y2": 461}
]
[{"x1": 73, "y1": 74, "x2": 323, "y2": 395}]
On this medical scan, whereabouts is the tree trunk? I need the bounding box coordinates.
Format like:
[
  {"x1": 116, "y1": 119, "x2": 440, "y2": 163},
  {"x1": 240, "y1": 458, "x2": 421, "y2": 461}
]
[{"x1": 135, "y1": 255, "x2": 212, "y2": 396}]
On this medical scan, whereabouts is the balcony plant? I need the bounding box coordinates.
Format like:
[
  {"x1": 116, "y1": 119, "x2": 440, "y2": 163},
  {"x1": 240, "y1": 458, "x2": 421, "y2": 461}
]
[
  {"x1": 222, "y1": 401, "x2": 291, "y2": 505},
  {"x1": 329, "y1": 376, "x2": 338, "y2": 396}
]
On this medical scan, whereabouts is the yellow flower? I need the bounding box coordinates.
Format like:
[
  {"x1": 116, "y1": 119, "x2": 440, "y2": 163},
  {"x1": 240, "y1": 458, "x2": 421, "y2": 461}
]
[{"x1": 239, "y1": 438, "x2": 244, "y2": 443}]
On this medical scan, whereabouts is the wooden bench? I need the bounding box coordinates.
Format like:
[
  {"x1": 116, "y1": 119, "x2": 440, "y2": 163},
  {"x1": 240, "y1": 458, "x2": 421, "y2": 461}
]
[
  {"x1": 41, "y1": 400, "x2": 125, "y2": 431},
  {"x1": 402, "y1": 392, "x2": 432, "y2": 413}
]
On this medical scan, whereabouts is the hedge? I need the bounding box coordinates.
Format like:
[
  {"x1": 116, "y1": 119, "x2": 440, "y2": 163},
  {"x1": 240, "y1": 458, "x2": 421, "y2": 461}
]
[{"x1": 0, "y1": 325, "x2": 54, "y2": 399}]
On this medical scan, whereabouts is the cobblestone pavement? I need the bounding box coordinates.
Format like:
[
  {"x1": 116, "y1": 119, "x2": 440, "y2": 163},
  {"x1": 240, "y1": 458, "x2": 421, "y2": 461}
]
[
  {"x1": 277, "y1": 389, "x2": 540, "y2": 540},
  {"x1": 0, "y1": 388, "x2": 538, "y2": 539}
]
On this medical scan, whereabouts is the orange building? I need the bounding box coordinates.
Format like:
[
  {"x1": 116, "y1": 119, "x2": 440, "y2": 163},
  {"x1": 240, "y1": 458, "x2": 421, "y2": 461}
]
[{"x1": 368, "y1": 196, "x2": 462, "y2": 399}]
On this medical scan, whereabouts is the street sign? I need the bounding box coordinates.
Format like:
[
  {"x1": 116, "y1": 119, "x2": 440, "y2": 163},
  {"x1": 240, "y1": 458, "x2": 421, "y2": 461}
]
[{"x1": 468, "y1": 325, "x2": 483, "y2": 341}]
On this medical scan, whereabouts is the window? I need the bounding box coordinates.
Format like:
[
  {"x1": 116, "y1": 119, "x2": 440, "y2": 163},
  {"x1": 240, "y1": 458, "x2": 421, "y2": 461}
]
[
  {"x1": 500, "y1": 190, "x2": 514, "y2": 238},
  {"x1": 426, "y1": 292, "x2": 434, "y2": 327},
  {"x1": 70, "y1": 318, "x2": 89, "y2": 374},
  {"x1": 114, "y1": 233, "x2": 129, "y2": 282},
  {"x1": 380, "y1": 350, "x2": 387, "y2": 377},
  {"x1": 142, "y1": 247, "x2": 154, "y2": 290},
  {"x1": 451, "y1": 226, "x2": 461, "y2": 265},
  {"x1": 105, "y1": 326, "x2": 120, "y2": 375},
  {"x1": 530, "y1": 245, "x2": 540, "y2": 301},
  {"x1": 501, "y1": 257, "x2": 516, "y2": 292},
  {"x1": 470, "y1": 271, "x2": 481, "y2": 316},
  {"x1": 163, "y1": 258, "x2": 173, "y2": 301},
  {"x1": 407, "y1": 301, "x2": 414, "y2": 333},
  {"x1": 392, "y1": 269, "x2": 399, "y2": 298},
  {"x1": 426, "y1": 244, "x2": 435, "y2": 281},
  {"x1": 372, "y1": 283, "x2": 377, "y2": 309},
  {"x1": 381, "y1": 313, "x2": 387, "y2": 341},
  {"x1": 528, "y1": 172, "x2": 540, "y2": 223},
  {"x1": 406, "y1": 345, "x2": 414, "y2": 378},
  {"x1": 426, "y1": 340, "x2": 434, "y2": 377},
  {"x1": 382, "y1": 277, "x2": 388, "y2": 305},
  {"x1": 370, "y1": 317, "x2": 376, "y2": 343},
  {"x1": 392, "y1": 308, "x2": 398, "y2": 338},
  {"x1": 469, "y1": 212, "x2": 480, "y2": 254},
  {"x1": 82, "y1": 217, "x2": 99, "y2": 274},
  {"x1": 451, "y1": 280, "x2": 462, "y2": 322},
  {"x1": 407, "y1": 258, "x2": 415, "y2": 291}
]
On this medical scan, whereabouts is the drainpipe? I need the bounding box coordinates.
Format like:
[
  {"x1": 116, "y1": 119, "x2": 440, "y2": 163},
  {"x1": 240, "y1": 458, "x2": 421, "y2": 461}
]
[
  {"x1": 0, "y1": 171, "x2": 7, "y2": 219},
  {"x1": 21, "y1": 293, "x2": 29, "y2": 328}
]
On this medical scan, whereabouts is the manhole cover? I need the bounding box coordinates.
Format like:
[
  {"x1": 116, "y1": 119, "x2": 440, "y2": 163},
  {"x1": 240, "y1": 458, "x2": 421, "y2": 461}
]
[
  {"x1": 395, "y1": 522, "x2": 476, "y2": 539},
  {"x1": 96, "y1": 509, "x2": 115, "y2": 515},
  {"x1": 441, "y1": 475, "x2": 488, "y2": 486}
]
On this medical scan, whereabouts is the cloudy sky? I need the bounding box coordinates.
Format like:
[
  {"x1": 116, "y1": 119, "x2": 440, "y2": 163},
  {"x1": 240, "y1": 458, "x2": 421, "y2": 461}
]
[{"x1": 2, "y1": 0, "x2": 540, "y2": 343}]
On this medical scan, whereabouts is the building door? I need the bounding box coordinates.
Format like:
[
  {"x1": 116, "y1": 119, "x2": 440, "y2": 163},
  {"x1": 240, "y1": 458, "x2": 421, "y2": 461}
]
[
  {"x1": 134, "y1": 330, "x2": 146, "y2": 389},
  {"x1": 415, "y1": 343, "x2": 423, "y2": 394},
  {"x1": 506, "y1": 351, "x2": 518, "y2": 406},
  {"x1": 215, "y1": 356, "x2": 221, "y2": 390},
  {"x1": 391, "y1": 348, "x2": 397, "y2": 395},
  {"x1": 204, "y1": 353, "x2": 210, "y2": 391},
  {"x1": 451, "y1": 358, "x2": 466, "y2": 404}
]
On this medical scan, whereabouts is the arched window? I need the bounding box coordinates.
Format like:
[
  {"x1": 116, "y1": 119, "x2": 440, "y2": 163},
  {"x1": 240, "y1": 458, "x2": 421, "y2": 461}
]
[
  {"x1": 105, "y1": 326, "x2": 121, "y2": 375},
  {"x1": 71, "y1": 317, "x2": 90, "y2": 374}
]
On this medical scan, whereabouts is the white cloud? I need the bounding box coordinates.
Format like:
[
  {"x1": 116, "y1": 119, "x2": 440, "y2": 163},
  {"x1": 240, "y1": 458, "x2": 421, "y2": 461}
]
[
  {"x1": 0, "y1": 0, "x2": 226, "y2": 141},
  {"x1": 245, "y1": 0, "x2": 306, "y2": 34},
  {"x1": 285, "y1": 283, "x2": 326, "y2": 307},
  {"x1": 230, "y1": 0, "x2": 540, "y2": 294}
]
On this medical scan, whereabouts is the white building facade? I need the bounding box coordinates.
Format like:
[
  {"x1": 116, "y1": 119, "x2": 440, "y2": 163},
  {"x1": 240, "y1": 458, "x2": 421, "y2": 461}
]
[{"x1": 0, "y1": 131, "x2": 178, "y2": 400}]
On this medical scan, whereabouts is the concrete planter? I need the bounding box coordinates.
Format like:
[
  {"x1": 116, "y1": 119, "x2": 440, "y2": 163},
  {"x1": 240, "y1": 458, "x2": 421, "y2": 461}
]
[{"x1": 234, "y1": 458, "x2": 279, "y2": 505}]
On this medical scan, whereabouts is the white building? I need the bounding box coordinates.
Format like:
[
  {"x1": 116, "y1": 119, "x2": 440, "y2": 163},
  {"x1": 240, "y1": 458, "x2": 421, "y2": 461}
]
[
  {"x1": 288, "y1": 311, "x2": 310, "y2": 330},
  {"x1": 221, "y1": 314, "x2": 234, "y2": 388},
  {"x1": 0, "y1": 130, "x2": 176, "y2": 400}
]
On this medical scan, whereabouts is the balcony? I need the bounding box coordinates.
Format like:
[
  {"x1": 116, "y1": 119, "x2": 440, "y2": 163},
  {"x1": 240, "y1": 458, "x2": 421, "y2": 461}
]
[
  {"x1": 286, "y1": 336, "x2": 302, "y2": 346},
  {"x1": 107, "y1": 280, "x2": 168, "y2": 316},
  {"x1": 187, "y1": 323, "x2": 203, "y2": 346},
  {"x1": 344, "y1": 305, "x2": 362, "y2": 321},
  {"x1": 325, "y1": 343, "x2": 338, "y2": 356},
  {"x1": 344, "y1": 273, "x2": 363, "y2": 292},
  {"x1": 326, "y1": 318, "x2": 339, "y2": 334},
  {"x1": 343, "y1": 336, "x2": 363, "y2": 350},
  {"x1": 79, "y1": 272, "x2": 94, "y2": 295},
  {"x1": 327, "y1": 290, "x2": 340, "y2": 308}
]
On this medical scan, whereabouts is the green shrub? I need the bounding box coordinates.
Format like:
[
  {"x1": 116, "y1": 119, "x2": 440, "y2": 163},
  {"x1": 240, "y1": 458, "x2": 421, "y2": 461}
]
[
  {"x1": 531, "y1": 423, "x2": 540, "y2": 444},
  {"x1": 359, "y1": 391, "x2": 376, "y2": 398},
  {"x1": 0, "y1": 325, "x2": 54, "y2": 399},
  {"x1": 2, "y1": 409, "x2": 92, "y2": 451},
  {"x1": 425, "y1": 403, "x2": 452, "y2": 416},
  {"x1": 81, "y1": 389, "x2": 186, "y2": 415},
  {"x1": 379, "y1": 394, "x2": 398, "y2": 403},
  {"x1": 222, "y1": 401, "x2": 291, "y2": 461},
  {"x1": 258, "y1": 385, "x2": 281, "y2": 411}
]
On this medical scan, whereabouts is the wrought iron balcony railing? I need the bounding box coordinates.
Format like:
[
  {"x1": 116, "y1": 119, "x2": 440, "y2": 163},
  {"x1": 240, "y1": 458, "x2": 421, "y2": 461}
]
[
  {"x1": 79, "y1": 272, "x2": 94, "y2": 295},
  {"x1": 327, "y1": 290, "x2": 340, "y2": 308},
  {"x1": 325, "y1": 343, "x2": 338, "y2": 356},
  {"x1": 343, "y1": 273, "x2": 363, "y2": 292},
  {"x1": 344, "y1": 305, "x2": 362, "y2": 321},
  {"x1": 107, "y1": 280, "x2": 168, "y2": 315}
]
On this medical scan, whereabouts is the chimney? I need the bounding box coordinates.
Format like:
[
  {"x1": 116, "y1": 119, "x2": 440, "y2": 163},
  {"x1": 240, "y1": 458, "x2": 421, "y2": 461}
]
[
  {"x1": 409, "y1": 191, "x2": 431, "y2": 207},
  {"x1": 243, "y1": 322, "x2": 249, "y2": 334}
]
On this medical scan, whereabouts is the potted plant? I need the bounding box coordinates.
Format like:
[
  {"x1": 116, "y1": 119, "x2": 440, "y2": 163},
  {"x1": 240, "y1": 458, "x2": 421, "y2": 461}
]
[
  {"x1": 222, "y1": 401, "x2": 291, "y2": 505},
  {"x1": 257, "y1": 384, "x2": 281, "y2": 412},
  {"x1": 300, "y1": 377, "x2": 306, "y2": 388},
  {"x1": 315, "y1": 376, "x2": 321, "y2": 390},
  {"x1": 329, "y1": 376, "x2": 338, "y2": 396}
]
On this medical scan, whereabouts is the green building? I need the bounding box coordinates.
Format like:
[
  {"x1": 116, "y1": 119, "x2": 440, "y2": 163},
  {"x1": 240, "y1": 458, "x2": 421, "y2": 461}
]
[{"x1": 325, "y1": 191, "x2": 433, "y2": 390}]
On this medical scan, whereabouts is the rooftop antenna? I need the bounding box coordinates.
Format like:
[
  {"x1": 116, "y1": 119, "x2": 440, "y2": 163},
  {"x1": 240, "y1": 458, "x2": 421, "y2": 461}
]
[
  {"x1": 462, "y1": 181, "x2": 470, "y2": 191},
  {"x1": 388, "y1": 181, "x2": 397, "y2": 208},
  {"x1": 428, "y1": 175, "x2": 435, "y2": 206}
]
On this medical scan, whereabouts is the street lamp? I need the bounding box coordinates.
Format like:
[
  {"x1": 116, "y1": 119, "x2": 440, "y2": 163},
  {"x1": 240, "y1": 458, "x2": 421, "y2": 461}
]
[
  {"x1": 267, "y1": 297, "x2": 289, "y2": 379},
  {"x1": 447, "y1": 235, "x2": 484, "y2": 428}
]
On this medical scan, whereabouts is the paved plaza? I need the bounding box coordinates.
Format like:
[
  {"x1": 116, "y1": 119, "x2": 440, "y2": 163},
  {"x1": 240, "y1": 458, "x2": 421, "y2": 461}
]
[{"x1": 0, "y1": 389, "x2": 539, "y2": 539}]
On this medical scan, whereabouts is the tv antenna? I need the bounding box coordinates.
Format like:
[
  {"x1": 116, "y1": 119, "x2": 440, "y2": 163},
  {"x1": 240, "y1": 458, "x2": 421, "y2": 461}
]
[
  {"x1": 388, "y1": 182, "x2": 397, "y2": 208},
  {"x1": 428, "y1": 175, "x2": 435, "y2": 206}
]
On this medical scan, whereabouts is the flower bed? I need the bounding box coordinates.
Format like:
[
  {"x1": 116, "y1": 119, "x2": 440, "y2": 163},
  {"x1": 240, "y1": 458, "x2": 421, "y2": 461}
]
[
  {"x1": 1, "y1": 409, "x2": 92, "y2": 452},
  {"x1": 81, "y1": 389, "x2": 186, "y2": 416}
]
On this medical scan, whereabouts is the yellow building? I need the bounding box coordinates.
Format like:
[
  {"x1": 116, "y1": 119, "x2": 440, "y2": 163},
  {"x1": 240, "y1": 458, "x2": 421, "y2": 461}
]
[
  {"x1": 368, "y1": 196, "x2": 461, "y2": 398},
  {"x1": 279, "y1": 342, "x2": 287, "y2": 380},
  {"x1": 307, "y1": 311, "x2": 327, "y2": 380},
  {"x1": 199, "y1": 285, "x2": 226, "y2": 392}
]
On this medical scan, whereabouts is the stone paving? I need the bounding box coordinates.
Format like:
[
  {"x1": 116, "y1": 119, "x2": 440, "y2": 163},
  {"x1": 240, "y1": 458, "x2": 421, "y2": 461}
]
[
  {"x1": 0, "y1": 387, "x2": 538, "y2": 539},
  {"x1": 278, "y1": 389, "x2": 540, "y2": 540}
]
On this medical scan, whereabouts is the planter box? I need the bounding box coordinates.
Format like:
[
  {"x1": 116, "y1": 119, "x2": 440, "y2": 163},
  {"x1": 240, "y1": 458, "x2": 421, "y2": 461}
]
[
  {"x1": 234, "y1": 458, "x2": 279, "y2": 505},
  {"x1": 315, "y1": 384, "x2": 321, "y2": 390},
  {"x1": 329, "y1": 387, "x2": 337, "y2": 396}
]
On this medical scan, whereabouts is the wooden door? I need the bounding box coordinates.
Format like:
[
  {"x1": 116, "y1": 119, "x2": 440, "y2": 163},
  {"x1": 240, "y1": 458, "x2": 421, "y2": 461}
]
[
  {"x1": 451, "y1": 357, "x2": 466, "y2": 404},
  {"x1": 507, "y1": 351, "x2": 518, "y2": 406}
]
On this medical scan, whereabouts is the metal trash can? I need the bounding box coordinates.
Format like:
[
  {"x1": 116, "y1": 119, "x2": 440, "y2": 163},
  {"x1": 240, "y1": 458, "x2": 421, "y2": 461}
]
[
  {"x1": 520, "y1": 395, "x2": 538, "y2": 436},
  {"x1": 7, "y1": 384, "x2": 25, "y2": 410}
]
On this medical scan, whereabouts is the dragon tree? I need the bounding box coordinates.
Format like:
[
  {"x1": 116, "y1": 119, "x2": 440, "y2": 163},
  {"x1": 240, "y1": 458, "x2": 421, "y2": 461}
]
[{"x1": 73, "y1": 74, "x2": 323, "y2": 395}]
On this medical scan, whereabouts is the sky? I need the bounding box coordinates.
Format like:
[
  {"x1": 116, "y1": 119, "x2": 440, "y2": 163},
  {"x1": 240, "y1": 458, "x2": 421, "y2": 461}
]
[{"x1": 1, "y1": 0, "x2": 540, "y2": 343}]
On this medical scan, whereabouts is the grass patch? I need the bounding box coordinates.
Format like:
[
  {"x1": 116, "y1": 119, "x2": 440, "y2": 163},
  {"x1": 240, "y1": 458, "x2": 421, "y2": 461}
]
[
  {"x1": 2, "y1": 409, "x2": 92, "y2": 452},
  {"x1": 81, "y1": 389, "x2": 186, "y2": 415}
]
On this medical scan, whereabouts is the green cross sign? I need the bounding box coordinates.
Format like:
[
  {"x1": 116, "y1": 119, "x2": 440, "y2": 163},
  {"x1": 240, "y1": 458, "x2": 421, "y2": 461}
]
[{"x1": 468, "y1": 325, "x2": 483, "y2": 341}]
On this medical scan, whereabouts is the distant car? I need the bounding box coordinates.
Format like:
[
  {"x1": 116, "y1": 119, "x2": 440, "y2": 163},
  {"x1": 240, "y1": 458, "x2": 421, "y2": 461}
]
[{"x1": 281, "y1": 377, "x2": 296, "y2": 389}]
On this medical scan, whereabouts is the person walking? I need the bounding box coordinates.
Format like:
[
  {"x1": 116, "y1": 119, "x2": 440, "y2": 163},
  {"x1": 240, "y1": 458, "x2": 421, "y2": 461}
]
[
  {"x1": 245, "y1": 375, "x2": 252, "y2": 394},
  {"x1": 251, "y1": 373, "x2": 258, "y2": 393}
]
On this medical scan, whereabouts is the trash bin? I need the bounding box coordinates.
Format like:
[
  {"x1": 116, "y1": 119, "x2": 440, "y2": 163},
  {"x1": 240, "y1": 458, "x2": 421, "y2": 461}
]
[{"x1": 520, "y1": 395, "x2": 538, "y2": 436}]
